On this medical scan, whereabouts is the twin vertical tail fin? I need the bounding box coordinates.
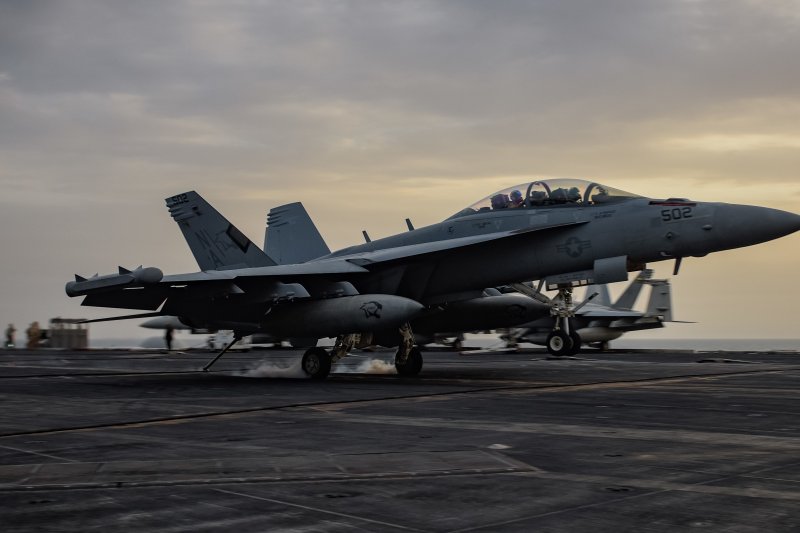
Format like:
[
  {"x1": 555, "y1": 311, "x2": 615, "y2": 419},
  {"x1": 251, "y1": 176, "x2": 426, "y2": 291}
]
[
  {"x1": 644, "y1": 279, "x2": 673, "y2": 322},
  {"x1": 265, "y1": 202, "x2": 330, "y2": 264},
  {"x1": 583, "y1": 283, "x2": 612, "y2": 307},
  {"x1": 166, "y1": 191, "x2": 276, "y2": 271},
  {"x1": 613, "y1": 268, "x2": 653, "y2": 310}
]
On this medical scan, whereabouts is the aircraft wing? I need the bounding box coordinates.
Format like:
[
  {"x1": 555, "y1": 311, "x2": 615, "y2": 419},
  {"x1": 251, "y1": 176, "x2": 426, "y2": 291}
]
[
  {"x1": 161, "y1": 260, "x2": 370, "y2": 283},
  {"x1": 70, "y1": 219, "x2": 586, "y2": 313},
  {"x1": 71, "y1": 261, "x2": 370, "y2": 310}
]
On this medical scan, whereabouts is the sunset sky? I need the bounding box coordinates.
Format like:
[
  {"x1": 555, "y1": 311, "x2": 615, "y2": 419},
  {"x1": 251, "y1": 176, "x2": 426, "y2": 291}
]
[{"x1": 1, "y1": 1, "x2": 798, "y2": 343}]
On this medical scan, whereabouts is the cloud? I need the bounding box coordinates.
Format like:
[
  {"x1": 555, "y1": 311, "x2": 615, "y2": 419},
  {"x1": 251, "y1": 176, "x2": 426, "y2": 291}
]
[
  {"x1": 0, "y1": 1, "x2": 798, "y2": 338},
  {"x1": 660, "y1": 133, "x2": 800, "y2": 152}
]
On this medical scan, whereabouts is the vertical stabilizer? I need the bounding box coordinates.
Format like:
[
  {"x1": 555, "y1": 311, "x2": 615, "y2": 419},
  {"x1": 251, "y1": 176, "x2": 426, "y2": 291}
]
[
  {"x1": 265, "y1": 202, "x2": 330, "y2": 264},
  {"x1": 644, "y1": 280, "x2": 673, "y2": 321},
  {"x1": 613, "y1": 268, "x2": 653, "y2": 310},
  {"x1": 166, "y1": 191, "x2": 276, "y2": 271}
]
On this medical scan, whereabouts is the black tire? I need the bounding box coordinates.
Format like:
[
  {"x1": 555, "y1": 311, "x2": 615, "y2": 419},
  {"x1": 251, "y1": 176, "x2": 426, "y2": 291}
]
[
  {"x1": 301, "y1": 347, "x2": 332, "y2": 379},
  {"x1": 395, "y1": 347, "x2": 423, "y2": 376},
  {"x1": 567, "y1": 330, "x2": 582, "y2": 356},
  {"x1": 546, "y1": 330, "x2": 573, "y2": 356}
]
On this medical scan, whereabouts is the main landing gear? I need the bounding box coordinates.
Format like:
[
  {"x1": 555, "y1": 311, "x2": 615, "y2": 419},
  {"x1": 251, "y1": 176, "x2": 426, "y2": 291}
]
[
  {"x1": 300, "y1": 323, "x2": 424, "y2": 379},
  {"x1": 201, "y1": 325, "x2": 424, "y2": 379},
  {"x1": 394, "y1": 323, "x2": 423, "y2": 376},
  {"x1": 301, "y1": 347, "x2": 332, "y2": 380},
  {"x1": 299, "y1": 332, "x2": 357, "y2": 379}
]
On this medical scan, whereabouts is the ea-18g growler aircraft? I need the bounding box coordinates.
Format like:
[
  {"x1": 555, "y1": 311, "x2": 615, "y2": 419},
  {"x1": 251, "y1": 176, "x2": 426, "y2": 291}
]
[
  {"x1": 66, "y1": 178, "x2": 800, "y2": 378},
  {"x1": 504, "y1": 269, "x2": 677, "y2": 353}
]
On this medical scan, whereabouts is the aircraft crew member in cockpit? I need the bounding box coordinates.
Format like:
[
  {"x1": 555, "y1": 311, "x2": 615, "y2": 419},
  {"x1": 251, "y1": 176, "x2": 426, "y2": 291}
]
[
  {"x1": 491, "y1": 194, "x2": 509, "y2": 209},
  {"x1": 509, "y1": 190, "x2": 524, "y2": 208}
]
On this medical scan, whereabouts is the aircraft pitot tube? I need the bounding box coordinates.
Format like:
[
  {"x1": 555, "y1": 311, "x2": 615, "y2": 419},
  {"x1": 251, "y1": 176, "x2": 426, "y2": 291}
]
[{"x1": 65, "y1": 266, "x2": 163, "y2": 297}]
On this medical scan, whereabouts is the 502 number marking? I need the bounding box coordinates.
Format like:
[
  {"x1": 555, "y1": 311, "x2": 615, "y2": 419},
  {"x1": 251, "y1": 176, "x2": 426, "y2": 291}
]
[
  {"x1": 167, "y1": 193, "x2": 189, "y2": 207},
  {"x1": 661, "y1": 207, "x2": 693, "y2": 222}
]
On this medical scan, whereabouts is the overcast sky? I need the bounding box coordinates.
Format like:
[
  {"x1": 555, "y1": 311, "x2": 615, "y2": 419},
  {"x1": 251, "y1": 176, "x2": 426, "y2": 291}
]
[{"x1": 1, "y1": 0, "x2": 798, "y2": 344}]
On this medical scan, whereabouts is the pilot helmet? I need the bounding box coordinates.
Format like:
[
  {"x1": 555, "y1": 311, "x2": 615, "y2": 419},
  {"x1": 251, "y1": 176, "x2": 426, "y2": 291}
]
[
  {"x1": 510, "y1": 190, "x2": 523, "y2": 201},
  {"x1": 491, "y1": 194, "x2": 509, "y2": 209}
]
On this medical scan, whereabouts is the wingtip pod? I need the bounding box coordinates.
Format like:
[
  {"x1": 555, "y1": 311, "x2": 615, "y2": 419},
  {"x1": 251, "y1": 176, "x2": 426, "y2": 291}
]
[{"x1": 66, "y1": 266, "x2": 163, "y2": 297}]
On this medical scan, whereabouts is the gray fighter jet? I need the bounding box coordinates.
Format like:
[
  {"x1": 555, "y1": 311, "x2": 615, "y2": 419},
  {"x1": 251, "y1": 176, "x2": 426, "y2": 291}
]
[
  {"x1": 67, "y1": 178, "x2": 800, "y2": 378},
  {"x1": 506, "y1": 269, "x2": 675, "y2": 353}
]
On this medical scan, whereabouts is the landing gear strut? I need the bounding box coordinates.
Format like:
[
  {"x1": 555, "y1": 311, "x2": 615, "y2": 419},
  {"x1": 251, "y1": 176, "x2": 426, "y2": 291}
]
[
  {"x1": 301, "y1": 333, "x2": 369, "y2": 379},
  {"x1": 395, "y1": 322, "x2": 423, "y2": 376},
  {"x1": 331, "y1": 333, "x2": 361, "y2": 364},
  {"x1": 396, "y1": 347, "x2": 423, "y2": 376},
  {"x1": 546, "y1": 287, "x2": 585, "y2": 356}
]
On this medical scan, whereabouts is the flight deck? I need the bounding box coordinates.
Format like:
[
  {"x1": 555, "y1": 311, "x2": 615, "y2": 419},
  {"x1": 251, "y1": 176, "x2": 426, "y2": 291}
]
[{"x1": 1, "y1": 347, "x2": 799, "y2": 532}]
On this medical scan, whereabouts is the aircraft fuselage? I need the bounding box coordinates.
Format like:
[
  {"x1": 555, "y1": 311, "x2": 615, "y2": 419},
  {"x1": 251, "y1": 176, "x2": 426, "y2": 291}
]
[{"x1": 325, "y1": 198, "x2": 798, "y2": 302}]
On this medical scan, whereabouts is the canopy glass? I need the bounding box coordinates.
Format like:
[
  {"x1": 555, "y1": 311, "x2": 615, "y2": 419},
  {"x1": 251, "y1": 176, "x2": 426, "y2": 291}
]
[{"x1": 448, "y1": 179, "x2": 641, "y2": 219}]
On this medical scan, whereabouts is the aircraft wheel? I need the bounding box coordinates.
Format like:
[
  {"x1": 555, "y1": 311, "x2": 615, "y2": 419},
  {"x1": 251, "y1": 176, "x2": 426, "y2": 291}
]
[
  {"x1": 301, "y1": 347, "x2": 331, "y2": 380},
  {"x1": 546, "y1": 330, "x2": 573, "y2": 356},
  {"x1": 395, "y1": 347, "x2": 423, "y2": 376},
  {"x1": 567, "y1": 331, "x2": 582, "y2": 356}
]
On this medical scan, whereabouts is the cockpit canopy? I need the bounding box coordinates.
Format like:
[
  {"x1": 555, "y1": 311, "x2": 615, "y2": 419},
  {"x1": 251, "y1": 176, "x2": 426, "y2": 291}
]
[{"x1": 448, "y1": 178, "x2": 641, "y2": 219}]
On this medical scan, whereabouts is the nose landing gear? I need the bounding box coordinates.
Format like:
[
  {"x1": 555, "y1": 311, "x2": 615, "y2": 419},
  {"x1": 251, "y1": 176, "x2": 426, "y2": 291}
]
[{"x1": 512, "y1": 282, "x2": 597, "y2": 357}]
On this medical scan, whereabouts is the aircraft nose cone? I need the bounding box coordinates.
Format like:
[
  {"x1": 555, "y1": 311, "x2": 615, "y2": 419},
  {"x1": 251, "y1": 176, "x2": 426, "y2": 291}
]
[
  {"x1": 714, "y1": 204, "x2": 800, "y2": 248},
  {"x1": 778, "y1": 209, "x2": 800, "y2": 235}
]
